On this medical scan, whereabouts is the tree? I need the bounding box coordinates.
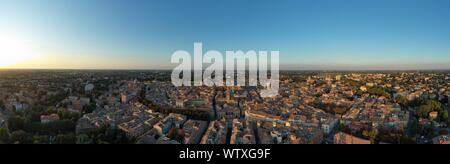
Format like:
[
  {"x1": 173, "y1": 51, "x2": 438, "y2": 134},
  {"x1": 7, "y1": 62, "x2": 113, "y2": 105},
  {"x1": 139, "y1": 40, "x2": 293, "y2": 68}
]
[
  {"x1": 362, "y1": 130, "x2": 377, "y2": 144},
  {"x1": 24, "y1": 120, "x2": 75, "y2": 134},
  {"x1": 356, "y1": 90, "x2": 365, "y2": 97},
  {"x1": 10, "y1": 130, "x2": 30, "y2": 144},
  {"x1": 57, "y1": 110, "x2": 80, "y2": 122},
  {"x1": 23, "y1": 110, "x2": 41, "y2": 122},
  {"x1": 416, "y1": 100, "x2": 444, "y2": 119},
  {"x1": 439, "y1": 128, "x2": 449, "y2": 135},
  {"x1": 0, "y1": 128, "x2": 10, "y2": 144},
  {"x1": 441, "y1": 110, "x2": 449, "y2": 122},
  {"x1": 7, "y1": 116, "x2": 25, "y2": 132},
  {"x1": 76, "y1": 134, "x2": 92, "y2": 144},
  {"x1": 400, "y1": 136, "x2": 416, "y2": 144},
  {"x1": 55, "y1": 134, "x2": 76, "y2": 144},
  {"x1": 410, "y1": 97, "x2": 427, "y2": 107},
  {"x1": 0, "y1": 100, "x2": 4, "y2": 109},
  {"x1": 32, "y1": 135, "x2": 49, "y2": 144},
  {"x1": 440, "y1": 95, "x2": 449, "y2": 105},
  {"x1": 89, "y1": 124, "x2": 134, "y2": 144},
  {"x1": 367, "y1": 87, "x2": 391, "y2": 99},
  {"x1": 395, "y1": 95, "x2": 409, "y2": 108},
  {"x1": 324, "y1": 86, "x2": 332, "y2": 94},
  {"x1": 417, "y1": 105, "x2": 431, "y2": 118},
  {"x1": 82, "y1": 102, "x2": 96, "y2": 114}
]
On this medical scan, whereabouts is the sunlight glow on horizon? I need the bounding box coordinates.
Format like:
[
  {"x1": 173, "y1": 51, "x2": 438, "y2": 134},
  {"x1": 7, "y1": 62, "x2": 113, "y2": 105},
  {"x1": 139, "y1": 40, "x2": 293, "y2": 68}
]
[{"x1": 0, "y1": 33, "x2": 37, "y2": 68}]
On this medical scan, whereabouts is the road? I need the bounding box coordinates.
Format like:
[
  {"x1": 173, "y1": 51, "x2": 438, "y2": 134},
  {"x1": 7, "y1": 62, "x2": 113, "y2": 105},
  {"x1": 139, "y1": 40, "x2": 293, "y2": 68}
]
[{"x1": 406, "y1": 107, "x2": 415, "y2": 137}]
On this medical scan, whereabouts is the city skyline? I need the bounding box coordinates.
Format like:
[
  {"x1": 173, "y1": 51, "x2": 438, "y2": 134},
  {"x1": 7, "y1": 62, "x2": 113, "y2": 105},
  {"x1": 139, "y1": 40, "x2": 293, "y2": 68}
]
[{"x1": 1, "y1": 0, "x2": 450, "y2": 70}]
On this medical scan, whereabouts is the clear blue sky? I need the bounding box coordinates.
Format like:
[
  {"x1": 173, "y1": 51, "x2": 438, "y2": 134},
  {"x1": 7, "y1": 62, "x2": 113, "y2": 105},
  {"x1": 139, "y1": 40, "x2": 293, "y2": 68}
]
[{"x1": 1, "y1": 0, "x2": 450, "y2": 70}]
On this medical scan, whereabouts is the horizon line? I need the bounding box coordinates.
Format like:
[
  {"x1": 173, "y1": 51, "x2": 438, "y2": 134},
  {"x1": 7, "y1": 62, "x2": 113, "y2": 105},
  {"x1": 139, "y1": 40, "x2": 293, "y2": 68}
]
[{"x1": 1, "y1": 67, "x2": 450, "y2": 72}]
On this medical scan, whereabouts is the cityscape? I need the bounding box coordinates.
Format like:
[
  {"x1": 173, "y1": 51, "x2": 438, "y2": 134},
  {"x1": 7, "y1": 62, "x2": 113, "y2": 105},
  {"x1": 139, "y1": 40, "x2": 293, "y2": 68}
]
[
  {"x1": 0, "y1": 70, "x2": 449, "y2": 144},
  {"x1": 1, "y1": 0, "x2": 450, "y2": 145}
]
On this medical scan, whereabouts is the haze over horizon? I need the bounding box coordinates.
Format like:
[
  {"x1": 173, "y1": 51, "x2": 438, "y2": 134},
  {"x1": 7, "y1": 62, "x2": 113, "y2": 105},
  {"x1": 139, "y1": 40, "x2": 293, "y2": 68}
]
[{"x1": 1, "y1": 0, "x2": 450, "y2": 70}]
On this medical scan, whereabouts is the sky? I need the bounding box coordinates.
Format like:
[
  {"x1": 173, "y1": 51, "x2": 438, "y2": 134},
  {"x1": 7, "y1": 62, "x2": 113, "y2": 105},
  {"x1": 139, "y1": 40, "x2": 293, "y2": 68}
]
[{"x1": 0, "y1": 0, "x2": 450, "y2": 70}]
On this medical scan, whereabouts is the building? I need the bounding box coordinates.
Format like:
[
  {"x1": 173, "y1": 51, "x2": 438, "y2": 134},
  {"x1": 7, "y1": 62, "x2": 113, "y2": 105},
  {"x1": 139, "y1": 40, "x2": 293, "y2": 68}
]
[
  {"x1": 118, "y1": 116, "x2": 160, "y2": 138},
  {"x1": 80, "y1": 97, "x2": 91, "y2": 105},
  {"x1": 334, "y1": 132, "x2": 371, "y2": 144},
  {"x1": 153, "y1": 113, "x2": 187, "y2": 136},
  {"x1": 84, "y1": 84, "x2": 94, "y2": 93},
  {"x1": 257, "y1": 121, "x2": 323, "y2": 144},
  {"x1": 0, "y1": 114, "x2": 5, "y2": 128},
  {"x1": 321, "y1": 117, "x2": 338, "y2": 135},
  {"x1": 76, "y1": 117, "x2": 96, "y2": 134},
  {"x1": 360, "y1": 86, "x2": 368, "y2": 92},
  {"x1": 121, "y1": 92, "x2": 136, "y2": 104},
  {"x1": 176, "y1": 99, "x2": 184, "y2": 108},
  {"x1": 14, "y1": 103, "x2": 29, "y2": 112},
  {"x1": 121, "y1": 93, "x2": 129, "y2": 104},
  {"x1": 429, "y1": 111, "x2": 439, "y2": 120},
  {"x1": 230, "y1": 119, "x2": 256, "y2": 144},
  {"x1": 40, "y1": 114, "x2": 60, "y2": 123},
  {"x1": 200, "y1": 120, "x2": 227, "y2": 144},
  {"x1": 335, "y1": 75, "x2": 342, "y2": 81},
  {"x1": 71, "y1": 100, "x2": 82, "y2": 113},
  {"x1": 432, "y1": 134, "x2": 450, "y2": 144},
  {"x1": 182, "y1": 120, "x2": 208, "y2": 144},
  {"x1": 0, "y1": 120, "x2": 4, "y2": 128},
  {"x1": 156, "y1": 136, "x2": 180, "y2": 144}
]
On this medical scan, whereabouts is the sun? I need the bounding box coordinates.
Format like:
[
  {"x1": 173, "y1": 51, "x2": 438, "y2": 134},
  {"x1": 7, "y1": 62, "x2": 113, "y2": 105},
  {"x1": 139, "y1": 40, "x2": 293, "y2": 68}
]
[{"x1": 0, "y1": 34, "x2": 35, "y2": 68}]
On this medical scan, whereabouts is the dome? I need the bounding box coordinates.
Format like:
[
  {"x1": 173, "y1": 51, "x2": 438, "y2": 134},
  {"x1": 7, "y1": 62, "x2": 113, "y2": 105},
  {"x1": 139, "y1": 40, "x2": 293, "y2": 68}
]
[{"x1": 85, "y1": 84, "x2": 94, "y2": 91}]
